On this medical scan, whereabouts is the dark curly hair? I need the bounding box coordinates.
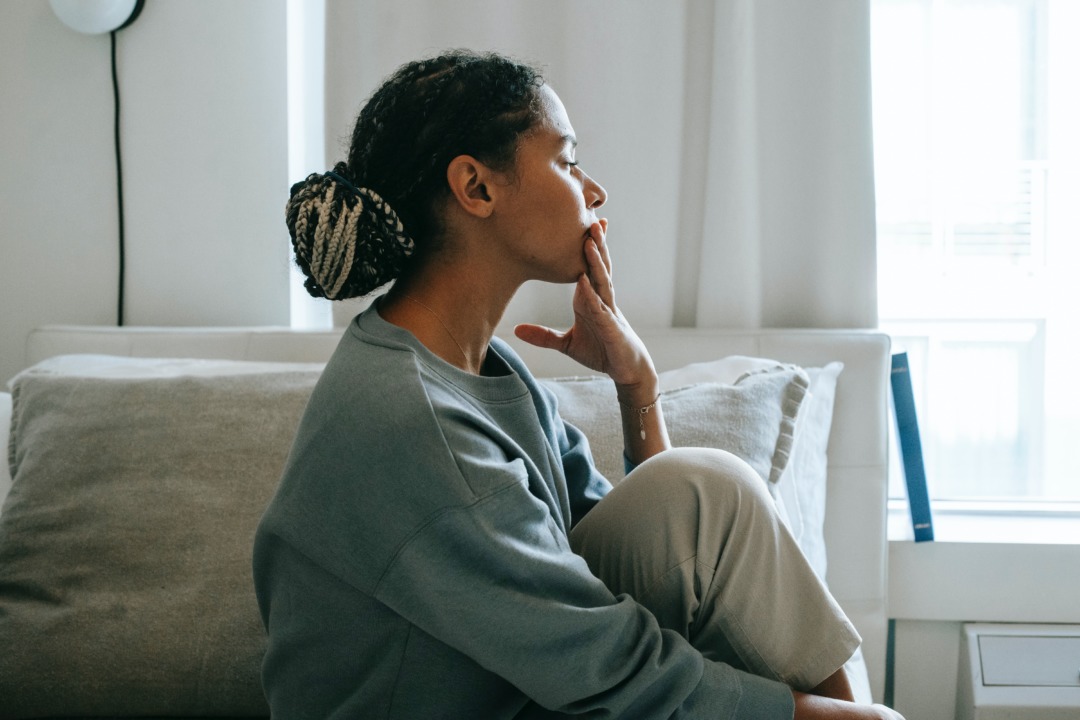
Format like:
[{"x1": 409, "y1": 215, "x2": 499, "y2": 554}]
[{"x1": 286, "y1": 50, "x2": 545, "y2": 300}]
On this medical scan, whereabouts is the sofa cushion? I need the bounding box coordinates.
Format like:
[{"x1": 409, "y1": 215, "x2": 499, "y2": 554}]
[{"x1": 0, "y1": 361, "x2": 321, "y2": 718}]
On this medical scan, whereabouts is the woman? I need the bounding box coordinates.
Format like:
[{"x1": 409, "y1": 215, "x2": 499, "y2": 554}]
[{"x1": 254, "y1": 50, "x2": 903, "y2": 720}]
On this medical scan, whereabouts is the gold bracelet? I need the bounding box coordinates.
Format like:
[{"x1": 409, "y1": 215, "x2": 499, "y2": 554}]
[{"x1": 619, "y1": 393, "x2": 661, "y2": 440}]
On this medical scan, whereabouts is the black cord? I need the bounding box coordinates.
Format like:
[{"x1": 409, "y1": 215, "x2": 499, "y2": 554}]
[{"x1": 110, "y1": 30, "x2": 125, "y2": 326}]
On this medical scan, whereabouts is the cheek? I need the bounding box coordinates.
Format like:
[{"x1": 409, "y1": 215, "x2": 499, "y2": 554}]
[
  {"x1": 513, "y1": 173, "x2": 587, "y2": 235},
  {"x1": 524, "y1": 186, "x2": 573, "y2": 226},
  {"x1": 549, "y1": 176, "x2": 587, "y2": 218}
]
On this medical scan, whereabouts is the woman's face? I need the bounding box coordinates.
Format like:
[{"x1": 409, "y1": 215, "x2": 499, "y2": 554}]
[{"x1": 492, "y1": 84, "x2": 607, "y2": 284}]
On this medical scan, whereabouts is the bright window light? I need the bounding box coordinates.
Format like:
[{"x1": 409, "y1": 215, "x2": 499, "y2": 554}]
[
  {"x1": 872, "y1": 0, "x2": 1080, "y2": 502},
  {"x1": 286, "y1": 0, "x2": 332, "y2": 330}
]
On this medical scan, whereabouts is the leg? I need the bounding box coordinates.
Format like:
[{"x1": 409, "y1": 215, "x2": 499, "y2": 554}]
[
  {"x1": 570, "y1": 447, "x2": 860, "y2": 693},
  {"x1": 812, "y1": 667, "x2": 854, "y2": 701}
]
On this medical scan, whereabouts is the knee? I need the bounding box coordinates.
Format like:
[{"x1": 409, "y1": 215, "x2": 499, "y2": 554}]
[
  {"x1": 628, "y1": 447, "x2": 772, "y2": 509},
  {"x1": 630, "y1": 446, "x2": 773, "y2": 498},
  {"x1": 572, "y1": 448, "x2": 783, "y2": 582}
]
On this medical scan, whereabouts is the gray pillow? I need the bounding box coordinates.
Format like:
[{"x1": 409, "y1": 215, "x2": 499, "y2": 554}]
[
  {"x1": 541, "y1": 365, "x2": 809, "y2": 486},
  {"x1": 0, "y1": 368, "x2": 320, "y2": 718}
]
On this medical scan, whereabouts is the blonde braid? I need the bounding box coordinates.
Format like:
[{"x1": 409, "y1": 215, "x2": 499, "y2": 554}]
[
  {"x1": 308, "y1": 181, "x2": 337, "y2": 288},
  {"x1": 327, "y1": 195, "x2": 361, "y2": 299},
  {"x1": 285, "y1": 170, "x2": 413, "y2": 300},
  {"x1": 312, "y1": 182, "x2": 356, "y2": 298}
]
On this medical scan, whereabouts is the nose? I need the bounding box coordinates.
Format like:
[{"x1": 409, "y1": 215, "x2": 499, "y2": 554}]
[{"x1": 584, "y1": 172, "x2": 607, "y2": 210}]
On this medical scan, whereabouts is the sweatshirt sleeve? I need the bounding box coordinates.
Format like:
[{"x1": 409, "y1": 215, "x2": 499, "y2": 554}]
[
  {"x1": 556, "y1": 416, "x2": 612, "y2": 526},
  {"x1": 371, "y1": 455, "x2": 793, "y2": 719},
  {"x1": 486, "y1": 338, "x2": 612, "y2": 526}
]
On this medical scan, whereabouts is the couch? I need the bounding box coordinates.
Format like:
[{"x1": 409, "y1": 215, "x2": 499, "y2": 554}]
[{"x1": 0, "y1": 324, "x2": 890, "y2": 718}]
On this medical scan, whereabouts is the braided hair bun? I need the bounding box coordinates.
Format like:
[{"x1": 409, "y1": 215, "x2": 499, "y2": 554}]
[{"x1": 286, "y1": 163, "x2": 413, "y2": 300}]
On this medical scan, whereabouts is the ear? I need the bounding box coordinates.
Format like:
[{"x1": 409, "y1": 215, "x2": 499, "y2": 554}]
[{"x1": 445, "y1": 155, "x2": 498, "y2": 219}]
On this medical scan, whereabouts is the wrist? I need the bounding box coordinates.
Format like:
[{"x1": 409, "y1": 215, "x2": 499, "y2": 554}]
[{"x1": 614, "y1": 374, "x2": 660, "y2": 409}]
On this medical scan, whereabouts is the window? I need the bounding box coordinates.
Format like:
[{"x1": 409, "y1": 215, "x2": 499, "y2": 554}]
[{"x1": 872, "y1": 0, "x2": 1080, "y2": 502}]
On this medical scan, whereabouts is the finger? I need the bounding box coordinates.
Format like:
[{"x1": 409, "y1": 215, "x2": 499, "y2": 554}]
[
  {"x1": 594, "y1": 218, "x2": 612, "y2": 275},
  {"x1": 514, "y1": 323, "x2": 570, "y2": 352},
  {"x1": 575, "y1": 273, "x2": 614, "y2": 327},
  {"x1": 585, "y1": 239, "x2": 615, "y2": 309}
]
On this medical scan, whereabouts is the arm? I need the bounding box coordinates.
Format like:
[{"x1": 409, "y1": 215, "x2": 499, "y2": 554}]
[{"x1": 516, "y1": 218, "x2": 671, "y2": 465}]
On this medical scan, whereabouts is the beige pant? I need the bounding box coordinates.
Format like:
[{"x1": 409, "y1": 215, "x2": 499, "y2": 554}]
[{"x1": 569, "y1": 447, "x2": 860, "y2": 692}]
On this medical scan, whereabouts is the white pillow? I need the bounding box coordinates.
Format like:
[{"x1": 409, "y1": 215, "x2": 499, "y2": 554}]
[{"x1": 784, "y1": 362, "x2": 844, "y2": 579}]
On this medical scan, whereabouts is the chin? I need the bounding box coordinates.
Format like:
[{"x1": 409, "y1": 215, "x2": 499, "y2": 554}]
[
  {"x1": 539, "y1": 271, "x2": 582, "y2": 286},
  {"x1": 537, "y1": 263, "x2": 585, "y2": 285}
]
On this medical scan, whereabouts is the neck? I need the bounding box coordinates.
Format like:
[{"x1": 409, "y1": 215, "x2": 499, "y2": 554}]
[{"x1": 382, "y1": 263, "x2": 520, "y2": 375}]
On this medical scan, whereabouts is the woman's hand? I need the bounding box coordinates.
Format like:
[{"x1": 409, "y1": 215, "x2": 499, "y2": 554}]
[
  {"x1": 517, "y1": 219, "x2": 671, "y2": 462},
  {"x1": 514, "y1": 219, "x2": 657, "y2": 402}
]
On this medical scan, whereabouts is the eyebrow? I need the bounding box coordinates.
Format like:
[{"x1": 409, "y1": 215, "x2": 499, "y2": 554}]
[{"x1": 560, "y1": 134, "x2": 578, "y2": 149}]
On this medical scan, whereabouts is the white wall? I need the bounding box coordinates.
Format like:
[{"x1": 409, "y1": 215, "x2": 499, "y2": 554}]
[{"x1": 0, "y1": 1, "x2": 290, "y2": 384}]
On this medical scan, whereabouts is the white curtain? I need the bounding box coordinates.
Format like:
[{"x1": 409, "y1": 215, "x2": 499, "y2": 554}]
[{"x1": 323, "y1": 0, "x2": 877, "y2": 330}]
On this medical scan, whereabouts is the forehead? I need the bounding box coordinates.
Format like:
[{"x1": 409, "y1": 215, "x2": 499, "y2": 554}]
[{"x1": 534, "y1": 84, "x2": 575, "y2": 146}]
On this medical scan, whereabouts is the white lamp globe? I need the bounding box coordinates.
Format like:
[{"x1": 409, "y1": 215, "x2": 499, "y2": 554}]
[{"x1": 50, "y1": 0, "x2": 143, "y2": 35}]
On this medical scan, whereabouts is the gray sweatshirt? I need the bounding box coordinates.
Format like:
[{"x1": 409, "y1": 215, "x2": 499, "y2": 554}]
[{"x1": 252, "y1": 305, "x2": 794, "y2": 719}]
